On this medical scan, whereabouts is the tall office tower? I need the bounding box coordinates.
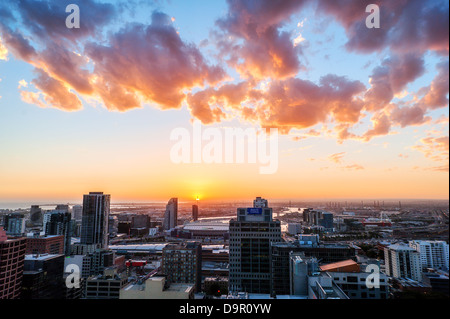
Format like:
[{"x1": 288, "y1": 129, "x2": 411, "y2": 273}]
[
  {"x1": 384, "y1": 244, "x2": 422, "y2": 281},
  {"x1": 2, "y1": 213, "x2": 25, "y2": 236},
  {"x1": 72, "y1": 205, "x2": 83, "y2": 222},
  {"x1": 161, "y1": 241, "x2": 202, "y2": 292},
  {"x1": 229, "y1": 197, "x2": 282, "y2": 294},
  {"x1": 21, "y1": 254, "x2": 65, "y2": 299},
  {"x1": 409, "y1": 240, "x2": 449, "y2": 270},
  {"x1": 30, "y1": 205, "x2": 43, "y2": 225},
  {"x1": 163, "y1": 198, "x2": 178, "y2": 230},
  {"x1": 80, "y1": 192, "x2": 111, "y2": 249},
  {"x1": 253, "y1": 196, "x2": 268, "y2": 208},
  {"x1": 0, "y1": 227, "x2": 26, "y2": 299},
  {"x1": 43, "y1": 210, "x2": 72, "y2": 255},
  {"x1": 192, "y1": 205, "x2": 199, "y2": 221}
]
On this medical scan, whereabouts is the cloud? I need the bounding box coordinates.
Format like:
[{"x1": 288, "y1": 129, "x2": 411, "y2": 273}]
[
  {"x1": 416, "y1": 60, "x2": 449, "y2": 110},
  {"x1": 342, "y1": 164, "x2": 364, "y2": 171},
  {"x1": 0, "y1": 0, "x2": 447, "y2": 152},
  {"x1": 412, "y1": 135, "x2": 449, "y2": 172},
  {"x1": 215, "y1": 0, "x2": 308, "y2": 79},
  {"x1": 317, "y1": 0, "x2": 449, "y2": 55},
  {"x1": 390, "y1": 105, "x2": 431, "y2": 128},
  {"x1": 365, "y1": 54, "x2": 425, "y2": 111},
  {"x1": 0, "y1": 36, "x2": 7, "y2": 60},
  {"x1": 20, "y1": 68, "x2": 83, "y2": 111},
  {"x1": 85, "y1": 11, "x2": 226, "y2": 111},
  {"x1": 328, "y1": 152, "x2": 346, "y2": 164},
  {"x1": 13, "y1": 0, "x2": 117, "y2": 44}
]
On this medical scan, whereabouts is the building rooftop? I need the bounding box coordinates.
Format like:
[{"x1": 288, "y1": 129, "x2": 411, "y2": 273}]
[
  {"x1": 109, "y1": 244, "x2": 168, "y2": 252},
  {"x1": 387, "y1": 244, "x2": 417, "y2": 251},
  {"x1": 320, "y1": 259, "x2": 360, "y2": 272},
  {"x1": 25, "y1": 253, "x2": 63, "y2": 261}
]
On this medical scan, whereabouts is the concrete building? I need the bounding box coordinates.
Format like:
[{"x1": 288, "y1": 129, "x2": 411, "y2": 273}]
[
  {"x1": 43, "y1": 210, "x2": 72, "y2": 255},
  {"x1": 161, "y1": 241, "x2": 202, "y2": 292},
  {"x1": 384, "y1": 244, "x2": 422, "y2": 281},
  {"x1": 72, "y1": 205, "x2": 83, "y2": 222},
  {"x1": 308, "y1": 273, "x2": 349, "y2": 299},
  {"x1": 287, "y1": 223, "x2": 302, "y2": 235},
  {"x1": 409, "y1": 240, "x2": 449, "y2": 270},
  {"x1": 25, "y1": 234, "x2": 65, "y2": 255},
  {"x1": 2, "y1": 213, "x2": 25, "y2": 236},
  {"x1": 80, "y1": 192, "x2": 110, "y2": 249},
  {"x1": 163, "y1": 198, "x2": 178, "y2": 230},
  {"x1": 21, "y1": 253, "x2": 65, "y2": 299},
  {"x1": 303, "y1": 209, "x2": 334, "y2": 231},
  {"x1": 229, "y1": 197, "x2": 282, "y2": 294},
  {"x1": 192, "y1": 204, "x2": 199, "y2": 221},
  {"x1": 85, "y1": 268, "x2": 127, "y2": 299},
  {"x1": 271, "y1": 237, "x2": 356, "y2": 295},
  {"x1": 289, "y1": 253, "x2": 320, "y2": 296},
  {"x1": 421, "y1": 270, "x2": 449, "y2": 295},
  {"x1": 182, "y1": 220, "x2": 229, "y2": 240},
  {"x1": 0, "y1": 227, "x2": 26, "y2": 299},
  {"x1": 120, "y1": 276, "x2": 194, "y2": 299},
  {"x1": 322, "y1": 260, "x2": 389, "y2": 299},
  {"x1": 29, "y1": 205, "x2": 43, "y2": 225}
]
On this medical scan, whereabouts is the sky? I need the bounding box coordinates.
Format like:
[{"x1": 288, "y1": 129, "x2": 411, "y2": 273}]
[{"x1": 0, "y1": 0, "x2": 448, "y2": 203}]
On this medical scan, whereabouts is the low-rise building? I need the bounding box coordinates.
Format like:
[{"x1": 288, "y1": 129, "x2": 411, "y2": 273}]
[{"x1": 120, "y1": 276, "x2": 194, "y2": 299}]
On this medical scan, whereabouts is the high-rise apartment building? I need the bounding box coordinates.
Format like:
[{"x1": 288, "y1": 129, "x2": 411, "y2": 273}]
[
  {"x1": 163, "y1": 198, "x2": 178, "y2": 230},
  {"x1": 2, "y1": 213, "x2": 25, "y2": 236},
  {"x1": 229, "y1": 197, "x2": 282, "y2": 294},
  {"x1": 43, "y1": 210, "x2": 72, "y2": 255},
  {"x1": 0, "y1": 227, "x2": 26, "y2": 299},
  {"x1": 80, "y1": 192, "x2": 110, "y2": 249},
  {"x1": 409, "y1": 240, "x2": 449, "y2": 270},
  {"x1": 384, "y1": 244, "x2": 422, "y2": 281}
]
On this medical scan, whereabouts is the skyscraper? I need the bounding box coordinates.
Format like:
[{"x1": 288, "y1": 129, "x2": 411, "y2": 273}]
[
  {"x1": 80, "y1": 192, "x2": 111, "y2": 249},
  {"x1": 163, "y1": 198, "x2": 178, "y2": 230},
  {"x1": 229, "y1": 197, "x2": 282, "y2": 294},
  {"x1": 192, "y1": 205, "x2": 198, "y2": 221},
  {"x1": 43, "y1": 210, "x2": 72, "y2": 255}
]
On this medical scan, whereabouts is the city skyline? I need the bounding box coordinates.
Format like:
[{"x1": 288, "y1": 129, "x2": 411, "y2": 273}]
[{"x1": 0, "y1": 0, "x2": 448, "y2": 202}]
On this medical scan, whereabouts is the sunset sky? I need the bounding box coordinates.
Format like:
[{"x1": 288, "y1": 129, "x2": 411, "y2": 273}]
[{"x1": 0, "y1": 0, "x2": 448, "y2": 203}]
